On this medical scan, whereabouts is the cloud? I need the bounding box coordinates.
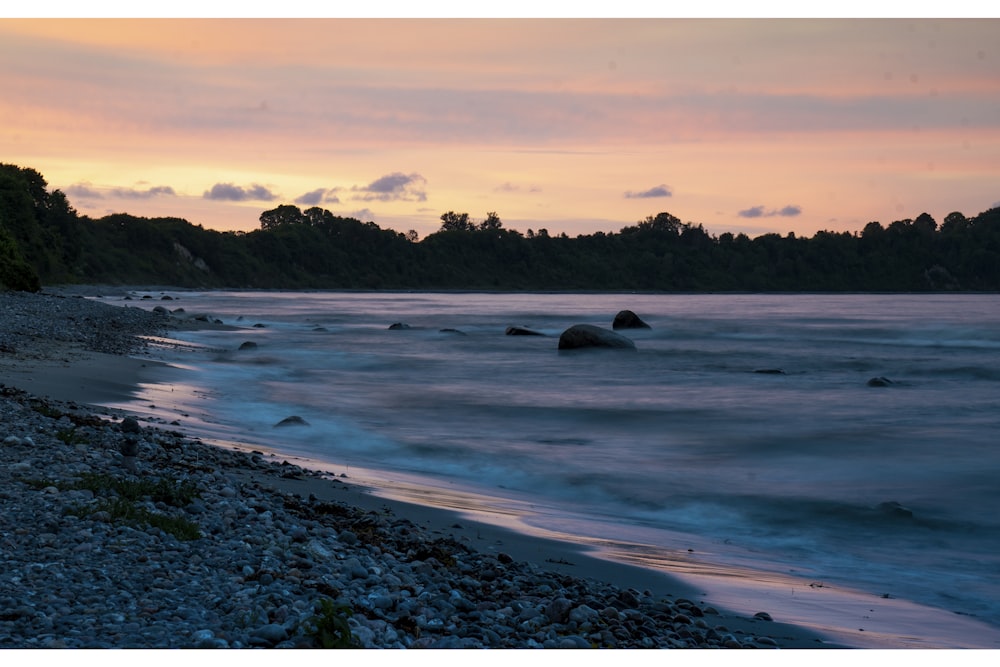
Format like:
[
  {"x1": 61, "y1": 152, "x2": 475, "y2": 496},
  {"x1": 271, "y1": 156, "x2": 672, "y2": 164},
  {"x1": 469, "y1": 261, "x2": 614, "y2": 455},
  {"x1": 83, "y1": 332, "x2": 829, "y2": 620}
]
[
  {"x1": 109, "y1": 185, "x2": 176, "y2": 199},
  {"x1": 624, "y1": 184, "x2": 673, "y2": 199},
  {"x1": 202, "y1": 183, "x2": 278, "y2": 202},
  {"x1": 350, "y1": 208, "x2": 376, "y2": 222},
  {"x1": 495, "y1": 182, "x2": 541, "y2": 194},
  {"x1": 351, "y1": 172, "x2": 427, "y2": 202},
  {"x1": 738, "y1": 205, "x2": 803, "y2": 218},
  {"x1": 62, "y1": 182, "x2": 104, "y2": 199},
  {"x1": 295, "y1": 188, "x2": 342, "y2": 206}
]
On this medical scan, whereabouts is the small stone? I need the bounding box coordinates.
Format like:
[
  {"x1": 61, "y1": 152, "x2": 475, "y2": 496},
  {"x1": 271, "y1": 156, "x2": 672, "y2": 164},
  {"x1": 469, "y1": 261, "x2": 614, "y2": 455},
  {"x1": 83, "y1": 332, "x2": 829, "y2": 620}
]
[
  {"x1": 753, "y1": 611, "x2": 774, "y2": 622},
  {"x1": 544, "y1": 598, "x2": 573, "y2": 624},
  {"x1": 250, "y1": 623, "x2": 287, "y2": 645}
]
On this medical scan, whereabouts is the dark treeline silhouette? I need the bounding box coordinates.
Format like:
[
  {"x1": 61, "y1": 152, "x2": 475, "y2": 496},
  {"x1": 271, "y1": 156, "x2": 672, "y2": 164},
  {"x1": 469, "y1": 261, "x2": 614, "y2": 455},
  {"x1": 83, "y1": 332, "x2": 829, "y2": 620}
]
[{"x1": 2, "y1": 163, "x2": 999, "y2": 291}]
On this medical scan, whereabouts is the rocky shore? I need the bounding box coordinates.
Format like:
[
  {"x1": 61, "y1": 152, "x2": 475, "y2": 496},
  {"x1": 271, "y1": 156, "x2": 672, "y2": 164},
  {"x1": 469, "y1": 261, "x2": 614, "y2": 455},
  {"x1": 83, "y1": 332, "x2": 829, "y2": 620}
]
[{"x1": 0, "y1": 290, "x2": 827, "y2": 649}]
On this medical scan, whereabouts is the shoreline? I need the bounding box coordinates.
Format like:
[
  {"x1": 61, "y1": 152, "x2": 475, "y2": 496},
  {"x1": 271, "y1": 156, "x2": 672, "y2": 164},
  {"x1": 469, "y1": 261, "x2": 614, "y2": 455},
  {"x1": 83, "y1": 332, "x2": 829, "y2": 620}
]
[{"x1": 3, "y1": 287, "x2": 998, "y2": 649}]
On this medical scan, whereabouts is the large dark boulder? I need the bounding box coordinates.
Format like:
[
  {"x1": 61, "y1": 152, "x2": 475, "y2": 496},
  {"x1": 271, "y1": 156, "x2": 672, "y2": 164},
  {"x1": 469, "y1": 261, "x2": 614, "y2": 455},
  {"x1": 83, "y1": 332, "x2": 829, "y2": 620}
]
[
  {"x1": 558, "y1": 324, "x2": 636, "y2": 350},
  {"x1": 612, "y1": 310, "x2": 651, "y2": 330}
]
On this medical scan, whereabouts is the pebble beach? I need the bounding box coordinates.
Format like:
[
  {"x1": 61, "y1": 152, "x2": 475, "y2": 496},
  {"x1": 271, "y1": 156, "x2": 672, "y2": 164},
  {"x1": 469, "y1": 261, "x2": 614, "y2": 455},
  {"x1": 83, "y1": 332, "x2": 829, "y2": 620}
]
[{"x1": 0, "y1": 289, "x2": 838, "y2": 649}]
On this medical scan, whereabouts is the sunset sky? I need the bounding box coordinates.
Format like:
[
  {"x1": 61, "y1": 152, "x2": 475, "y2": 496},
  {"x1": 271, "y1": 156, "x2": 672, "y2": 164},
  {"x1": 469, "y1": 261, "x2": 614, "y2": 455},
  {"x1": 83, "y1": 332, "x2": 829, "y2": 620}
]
[{"x1": 2, "y1": 14, "x2": 998, "y2": 239}]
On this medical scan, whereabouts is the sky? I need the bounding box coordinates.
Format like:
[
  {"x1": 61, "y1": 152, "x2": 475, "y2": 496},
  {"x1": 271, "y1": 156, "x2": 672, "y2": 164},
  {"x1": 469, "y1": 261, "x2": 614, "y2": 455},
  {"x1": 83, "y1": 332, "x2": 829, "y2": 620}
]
[{"x1": 2, "y1": 11, "x2": 999, "y2": 240}]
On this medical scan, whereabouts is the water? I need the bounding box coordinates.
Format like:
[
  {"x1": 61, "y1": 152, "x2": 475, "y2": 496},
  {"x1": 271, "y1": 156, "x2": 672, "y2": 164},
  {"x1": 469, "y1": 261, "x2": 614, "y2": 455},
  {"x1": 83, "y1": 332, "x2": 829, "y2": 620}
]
[{"x1": 115, "y1": 291, "x2": 1000, "y2": 634}]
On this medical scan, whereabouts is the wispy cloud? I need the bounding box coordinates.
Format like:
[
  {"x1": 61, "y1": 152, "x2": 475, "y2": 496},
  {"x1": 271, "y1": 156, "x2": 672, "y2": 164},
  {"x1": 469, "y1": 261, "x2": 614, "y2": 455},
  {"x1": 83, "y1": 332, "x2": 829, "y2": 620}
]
[
  {"x1": 203, "y1": 183, "x2": 278, "y2": 202},
  {"x1": 738, "y1": 205, "x2": 803, "y2": 218},
  {"x1": 495, "y1": 182, "x2": 541, "y2": 194},
  {"x1": 624, "y1": 184, "x2": 673, "y2": 199},
  {"x1": 350, "y1": 208, "x2": 376, "y2": 222},
  {"x1": 351, "y1": 172, "x2": 427, "y2": 202}
]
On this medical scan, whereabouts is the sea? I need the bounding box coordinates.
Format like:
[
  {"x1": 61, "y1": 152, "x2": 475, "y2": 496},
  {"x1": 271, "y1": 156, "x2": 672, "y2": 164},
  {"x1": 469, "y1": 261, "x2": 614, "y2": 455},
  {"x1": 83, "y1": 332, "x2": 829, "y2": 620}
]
[{"x1": 106, "y1": 290, "x2": 1000, "y2": 644}]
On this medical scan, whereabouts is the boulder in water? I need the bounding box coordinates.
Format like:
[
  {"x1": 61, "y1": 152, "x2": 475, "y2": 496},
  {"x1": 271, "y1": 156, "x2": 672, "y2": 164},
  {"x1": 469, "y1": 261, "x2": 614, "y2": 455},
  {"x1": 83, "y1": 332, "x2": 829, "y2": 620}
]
[
  {"x1": 388, "y1": 322, "x2": 411, "y2": 330},
  {"x1": 274, "y1": 415, "x2": 309, "y2": 427},
  {"x1": 558, "y1": 324, "x2": 636, "y2": 351},
  {"x1": 867, "y1": 376, "x2": 894, "y2": 387},
  {"x1": 505, "y1": 326, "x2": 546, "y2": 336},
  {"x1": 612, "y1": 310, "x2": 651, "y2": 330},
  {"x1": 238, "y1": 341, "x2": 258, "y2": 351}
]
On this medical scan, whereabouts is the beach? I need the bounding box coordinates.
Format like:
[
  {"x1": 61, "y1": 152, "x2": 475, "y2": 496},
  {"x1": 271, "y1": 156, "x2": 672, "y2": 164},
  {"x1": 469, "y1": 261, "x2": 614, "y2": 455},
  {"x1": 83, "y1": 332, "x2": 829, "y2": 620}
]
[{"x1": 2, "y1": 288, "x2": 998, "y2": 650}]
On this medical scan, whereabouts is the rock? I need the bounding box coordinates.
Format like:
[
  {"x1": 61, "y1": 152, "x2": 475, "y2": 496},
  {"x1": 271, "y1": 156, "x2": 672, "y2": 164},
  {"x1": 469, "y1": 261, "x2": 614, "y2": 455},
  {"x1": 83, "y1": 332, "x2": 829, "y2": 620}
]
[
  {"x1": 388, "y1": 323, "x2": 411, "y2": 330},
  {"x1": 439, "y1": 328, "x2": 467, "y2": 335},
  {"x1": 121, "y1": 417, "x2": 141, "y2": 433},
  {"x1": 753, "y1": 611, "x2": 774, "y2": 622},
  {"x1": 754, "y1": 369, "x2": 785, "y2": 375},
  {"x1": 612, "y1": 310, "x2": 651, "y2": 330},
  {"x1": 867, "y1": 376, "x2": 894, "y2": 387},
  {"x1": 558, "y1": 324, "x2": 636, "y2": 351},
  {"x1": 119, "y1": 438, "x2": 139, "y2": 458},
  {"x1": 569, "y1": 604, "x2": 600, "y2": 625},
  {"x1": 250, "y1": 623, "x2": 287, "y2": 645},
  {"x1": 544, "y1": 597, "x2": 573, "y2": 623},
  {"x1": 877, "y1": 501, "x2": 913, "y2": 519},
  {"x1": 274, "y1": 415, "x2": 309, "y2": 427},
  {"x1": 505, "y1": 326, "x2": 546, "y2": 336},
  {"x1": 238, "y1": 341, "x2": 258, "y2": 350}
]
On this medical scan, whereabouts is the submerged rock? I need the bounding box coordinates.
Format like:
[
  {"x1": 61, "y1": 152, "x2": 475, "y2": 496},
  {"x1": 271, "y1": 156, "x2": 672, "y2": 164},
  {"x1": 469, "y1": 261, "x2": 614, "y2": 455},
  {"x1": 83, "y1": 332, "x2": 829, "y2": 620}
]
[
  {"x1": 558, "y1": 324, "x2": 636, "y2": 351},
  {"x1": 274, "y1": 415, "x2": 309, "y2": 427},
  {"x1": 867, "y1": 376, "x2": 894, "y2": 387},
  {"x1": 876, "y1": 501, "x2": 914, "y2": 519},
  {"x1": 388, "y1": 322, "x2": 411, "y2": 330},
  {"x1": 612, "y1": 310, "x2": 651, "y2": 330},
  {"x1": 505, "y1": 326, "x2": 546, "y2": 336},
  {"x1": 238, "y1": 341, "x2": 258, "y2": 351}
]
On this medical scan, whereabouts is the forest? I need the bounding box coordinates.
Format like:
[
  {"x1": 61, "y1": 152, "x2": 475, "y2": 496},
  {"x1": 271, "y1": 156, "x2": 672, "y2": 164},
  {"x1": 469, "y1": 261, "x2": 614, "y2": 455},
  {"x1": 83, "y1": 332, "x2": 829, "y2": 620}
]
[{"x1": 2, "y1": 162, "x2": 999, "y2": 292}]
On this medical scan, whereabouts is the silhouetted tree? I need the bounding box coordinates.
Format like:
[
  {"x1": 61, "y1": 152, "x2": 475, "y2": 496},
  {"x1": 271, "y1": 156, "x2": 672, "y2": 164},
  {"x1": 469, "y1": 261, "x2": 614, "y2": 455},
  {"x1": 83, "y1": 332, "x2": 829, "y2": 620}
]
[
  {"x1": 479, "y1": 211, "x2": 503, "y2": 231},
  {"x1": 439, "y1": 211, "x2": 474, "y2": 232},
  {"x1": 259, "y1": 204, "x2": 305, "y2": 230}
]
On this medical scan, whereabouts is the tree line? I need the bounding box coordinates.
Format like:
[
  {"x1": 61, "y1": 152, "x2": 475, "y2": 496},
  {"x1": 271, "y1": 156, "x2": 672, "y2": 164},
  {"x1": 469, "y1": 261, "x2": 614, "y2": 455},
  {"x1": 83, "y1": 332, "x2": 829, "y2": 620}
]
[{"x1": 2, "y1": 162, "x2": 999, "y2": 292}]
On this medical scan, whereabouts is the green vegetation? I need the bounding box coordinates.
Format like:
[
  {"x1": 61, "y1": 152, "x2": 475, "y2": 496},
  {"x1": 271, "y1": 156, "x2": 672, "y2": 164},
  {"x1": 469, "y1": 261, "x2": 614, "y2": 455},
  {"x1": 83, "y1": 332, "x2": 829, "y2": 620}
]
[
  {"x1": 301, "y1": 598, "x2": 357, "y2": 648},
  {"x1": 30, "y1": 471, "x2": 202, "y2": 541},
  {"x1": 3, "y1": 162, "x2": 999, "y2": 291}
]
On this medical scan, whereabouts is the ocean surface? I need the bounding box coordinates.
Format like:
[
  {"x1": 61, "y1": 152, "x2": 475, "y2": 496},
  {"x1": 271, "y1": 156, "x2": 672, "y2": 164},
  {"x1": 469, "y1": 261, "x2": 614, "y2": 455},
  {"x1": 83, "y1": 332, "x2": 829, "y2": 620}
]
[{"x1": 109, "y1": 291, "x2": 1000, "y2": 638}]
